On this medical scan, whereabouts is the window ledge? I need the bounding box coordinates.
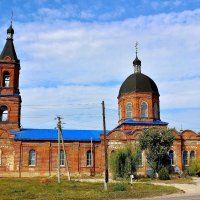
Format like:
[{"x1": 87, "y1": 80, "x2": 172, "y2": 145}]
[{"x1": 29, "y1": 165, "x2": 36, "y2": 167}]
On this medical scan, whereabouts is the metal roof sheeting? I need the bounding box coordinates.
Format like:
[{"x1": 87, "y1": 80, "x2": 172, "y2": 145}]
[
  {"x1": 13, "y1": 129, "x2": 104, "y2": 141},
  {"x1": 123, "y1": 119, "x2": 168, "y2": 125}
]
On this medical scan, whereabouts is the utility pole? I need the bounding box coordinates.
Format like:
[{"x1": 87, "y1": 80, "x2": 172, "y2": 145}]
[
  {"x1": 60, "y1": 129, "x2": 71, "y2": 181},
  {"x1": 102, "y1": 101, "x2": 108, "y2": 191},
  {"x1": 57, "y1": 116, "x2": 62, "y2": 183},
  {"x1": 90, "y1": 137, "x2": 93, "y2": 176}
]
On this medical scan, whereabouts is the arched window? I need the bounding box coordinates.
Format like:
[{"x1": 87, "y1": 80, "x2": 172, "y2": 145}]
[
  {"x1": 141, "y1": 102, "x2": 148, "y2": 118},
  {"x1": 169, "y1": 150, "x2": 174, "y2": 165},
  {"x1": 60, "y1": 150, "x2": 65, "y2": 166},
  {"x1": 29, "y1": 150, "x2": 36, "y2": 166},
  {"x1": 138, "y1": 151, "x2": 143, "y2": 166},
  {"x1": 3, "y1": 72, "x2": 10, "y2": 87},
  {"x1": 183, "y1": 151, "x2": 188, "y2": 166},
  {"x1": 154, "y1": 102, "x2": 159, "y2": 119},
  {"x1": 190, "y1": 151, "x2": 195, "y2": 161},
  {"x1": 0, "y1": 106, "x2": 8, "y2": 122},
  {"x1": 126, "y1": 102, "x2": 132, "y2": 118},
  {"x1": 119, "y1": 105, "x2": 122, "y2": 121},
  {"x1": 86, "y1": 150, "x2": 92, "y2": 166}
]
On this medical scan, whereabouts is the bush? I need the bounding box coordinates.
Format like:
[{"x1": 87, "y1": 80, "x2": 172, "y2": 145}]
[
  {"x1": 158, "y1": 167, "x2": 170, "y2": 180},
  {"x1": 188, "y1": 159, "x2": 200, "y2": 176},
  {"x1": 112, "y1": 183, "x2": 127, "y2": 191},
  {"x1": 109, "y1": 145, "x2": 139, "y2": 180}
]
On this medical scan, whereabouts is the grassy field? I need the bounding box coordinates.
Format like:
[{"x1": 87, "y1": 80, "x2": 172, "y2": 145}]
[
  {"x1": 0, "y1": 178, "x2": 182, "y2": 200},
  {"x1": 138, "y1": 177, "x2": 194, "y2": 184},
  {"x1": 153, "y1": 177, "x2": 194, "y2": 184}
]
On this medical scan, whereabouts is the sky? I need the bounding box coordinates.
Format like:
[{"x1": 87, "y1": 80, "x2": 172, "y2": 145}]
[{"x1": 0, "y1": 0, "x2": 200, "y2": 132}]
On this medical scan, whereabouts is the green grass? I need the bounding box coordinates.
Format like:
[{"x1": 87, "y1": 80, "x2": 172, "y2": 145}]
[
  {"x1": 152, "y1": 177, "x2": 194, "y2": 184},
  {"x1": 0, "y1": 178, "x2": 182, "y2": 200}
]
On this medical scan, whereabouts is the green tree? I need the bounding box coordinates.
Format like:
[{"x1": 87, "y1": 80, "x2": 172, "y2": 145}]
[
  {"x1": 188, "y1": 159, "x2": 200, "y2": 176},
  {"x1": 138, "y1": 127, "x2": 175, "y2": 176},
  {"x1": 109, "y1": 145, "x2": 139, "y2": 179}
]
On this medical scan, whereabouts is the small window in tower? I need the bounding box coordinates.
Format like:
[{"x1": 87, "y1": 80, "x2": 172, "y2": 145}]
[
  {"x1": 126, "y1": 102, "x2": 132, "y2": 118},
  {"x1": 86, "y1": 150, "x2": 92, "y2": 166},
  {"x1": 154, "y1": 103, "x2": 159, "y2": 119},
  {"x1": 0, "y1": 106, "x2": 8, "y2": 122},
  {"x1": 141, "y1": 102, "x2": 148, "y2": 118},
  {"x1": 3, "y1": 72, "x2": 10, "y2": 87}
]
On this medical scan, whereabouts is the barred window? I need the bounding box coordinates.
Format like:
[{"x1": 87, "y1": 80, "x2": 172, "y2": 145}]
[
  {"x1": 126, "y1": 102, "x2": 132, "y2": 118},
  {"x1": 183, "y1": 151, "x2": 188, "y2": 166},
  {"x1": 60, "y1": 150, "x2": 65, "y2": 166},
  {"x1": 86, "y1": 150, "x2": 92, "y2": 166},
  {"x1": 29, "y1": 150, "x2": 36, "y2": 166},
  {"x1": 141, "y1": 102, "x2": 148, "y2": 118}
]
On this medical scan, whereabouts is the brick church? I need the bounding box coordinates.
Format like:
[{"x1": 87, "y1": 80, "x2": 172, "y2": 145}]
[{"x1": 0, "y1": 23, "x2": 199, "y2": 177}]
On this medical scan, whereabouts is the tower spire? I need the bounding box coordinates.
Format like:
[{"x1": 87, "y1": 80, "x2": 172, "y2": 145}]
[
  {"x1": 133, "y1": 41, "x2": 141, "y2": 73},
  {"x1": 0, "y1": 18, "x2": 18, "y2": 61}
]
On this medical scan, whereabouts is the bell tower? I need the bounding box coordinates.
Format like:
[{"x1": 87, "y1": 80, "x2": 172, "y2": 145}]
[{"x1": 0, "y1": 22, "x2": 21, "y2": 131}]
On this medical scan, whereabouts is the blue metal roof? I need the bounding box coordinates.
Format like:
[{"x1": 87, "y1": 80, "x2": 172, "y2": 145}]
[
  {"x1": 123, "y1": 119, "x2": 168, "y2": 125},
  {"x1": 13, "y1": 129, "x2": 104, "y2": 141}
]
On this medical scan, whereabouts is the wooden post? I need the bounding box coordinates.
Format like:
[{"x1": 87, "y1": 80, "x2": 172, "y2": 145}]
[
  {"x1": 60, "y1": 130, "x2": 71, "y2": 181},
  {"x1": 102, "y1": 101, "x2": 108, "y2": 191}
]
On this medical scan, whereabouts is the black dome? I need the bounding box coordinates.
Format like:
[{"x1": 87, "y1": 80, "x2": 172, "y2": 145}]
[
  {"x1": 7, "y1": 24, "x2": 14, "y2": 35},
  {"x1": 118, "y1": 73, "x2": 159, "y2": 97}
]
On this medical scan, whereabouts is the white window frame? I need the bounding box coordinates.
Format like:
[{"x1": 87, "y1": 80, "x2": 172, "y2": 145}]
[
  {"x1": 29, "y1": 149, "x2": 36, "y2": 166},
  {"x1": 141, "y1": 101, "x2": 148, "y2": 118},
  {"x1": 183, "y1": 151, "x2": 188, "y2": 166},
  {"x1": 86, "y1": 150, "x2": 92, "y2": 167},
  {"x1": 126, "y1": 102, "x2": 132, "y2": 119},
  {"x1": 60, "y1": 150, "x2": 65, "y2": 166}
]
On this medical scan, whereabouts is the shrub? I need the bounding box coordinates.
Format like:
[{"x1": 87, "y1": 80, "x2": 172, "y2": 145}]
[
  {"x1": 158, "y1": 167, "x2": 170, "y2": 180},
  {"x1": 109, "y1": 145, "x2": 139, "y2": 180},
  {"x1": 112, "y1": 183, "x2": 127, "y2": 191},
  {"x1": 188, "y1": 159, "x2": 200, "y2": 176}
]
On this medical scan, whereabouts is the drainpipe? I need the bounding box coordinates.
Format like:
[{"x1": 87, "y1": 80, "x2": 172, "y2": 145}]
[{"x1": 19, "y1": 141, "x2": 22, "y2": 178}]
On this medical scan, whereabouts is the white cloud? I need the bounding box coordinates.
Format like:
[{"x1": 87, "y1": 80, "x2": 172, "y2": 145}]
[{"x1": 1, "y1": 9, "x2": 200, "y2": 131}]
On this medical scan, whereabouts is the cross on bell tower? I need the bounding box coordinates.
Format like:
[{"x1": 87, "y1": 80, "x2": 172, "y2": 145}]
[{"x1": 133, "y1": 42, "x2": 141, "y2": 73}]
